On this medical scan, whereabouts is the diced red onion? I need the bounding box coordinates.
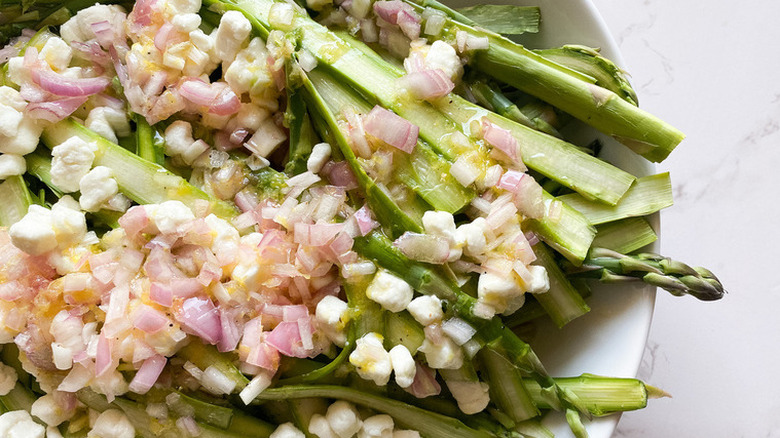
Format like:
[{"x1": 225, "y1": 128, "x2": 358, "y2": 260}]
[
  {"x1": 133, "y1": 305, "x2": 169, "y2": 333},
  {"x1": 174, "y1": 297, "x2": 222, "y2": 345},
  {"x1": 26, "y1": 96, "x2": 89, "y2": 122},
  {"x1": 170, "y1": 277, "x2": 205, "y2": 298},
  {"x1": 150, "y1": 282, "x2": 174, "y2": 307},
  {"x1": 322, "y1": 161, "x2": 358, "y2": 190},
  {"x1": 353, "y1": 205, "x2": 379, "y2": 236},
  {"x1": 497, "y1": 170, "x2": 525, "y2": 192},
  {"x1": 397, "y1": 10, "x2": 421, "y2": 40},
  {"x1": 176, "y1": 416, "x2": 201, "y2": 436},
  {"x1": 401, "y1": 69, "x2": 454, "y2": 100},
  {"x1": 394, "y1": 232, "x2": 450, "y2": 264},
  {"x1": 282, "y1": 305, "x2": 309, "y2": 322},
  {"x1": 95, "y1": 332, "x2": 112, "y2": 377},
  {"x1": 27, "y1": 58, "x2": 110, "y2": 97},
  {"x1": 406, "y1": 362, "x2": 441, "y2": 398},
  {"x1": 363, "y1": 106, "x2": 418, "y2": 153},
  {"x1": 119, "y1": 205, "x2": 150, "y2": 238},
  {"x1": 265, "y1": 321, "x2": 304, "y2": 357},
  {"x1": 441, "y1": 318, "x2": 476, "y2": 346},
  {"x1": 486, "y1": 201, "x2": 517, "y2": 231},
  {"x1": 374, "y1": 1, "x2": 417, "y2": 26},
  {"x1": 218, "y1": 308, "x2": 241, "y2": 353},
  {"x1": 481, "y1": 118, "x2": 518, "y2": 161},
  {"x1": 129, "y1": 355, "x2": 166, "y2": 394},
  {"x1": 329, "y1": 231, "x2": 354, "y2": 258}
]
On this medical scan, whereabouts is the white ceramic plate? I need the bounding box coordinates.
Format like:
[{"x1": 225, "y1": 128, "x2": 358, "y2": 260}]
[{"x1": 444, "y1": 0, "x2": 658, "y2": 436}]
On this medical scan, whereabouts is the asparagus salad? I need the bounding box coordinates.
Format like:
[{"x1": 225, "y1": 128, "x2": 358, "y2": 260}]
[{"x1": 0, "y1": 0, "x2": 724, "y2": 436}]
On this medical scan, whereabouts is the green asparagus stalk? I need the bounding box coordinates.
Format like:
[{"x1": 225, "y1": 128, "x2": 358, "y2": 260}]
[
  {"x1": 592, "y1": 217, "x2": 658, "y2": 254},
  {"x1": 467, "y1": 78, "x2": 563, "y2": 138},
  {"x1": 213, "y1": 0, "x2": 636, "y2": 206},
  {"x1": 568, "y1": 247, "x2": 726, "y2": 301},
  {"x1": 254, "y1": 385, "x2": 495, "y2": 438},
  {"x1": 402, "y1": 0, "x2": 685, "y2": 162},
  {"x1": 558, "y1": 173, "x2": 673, "y2": 226},
  {"x1": 305, "y1": 67, "x2": 474, "y2": 214},
  {"x1": 530, "y1": 243, "x2": 590, "y2": 328},
  {"x1": 523, "y1": 374, "x2": 658, "y2": 416},
  {"x1": 284, "y1": 66, "x2": 321, "y2": 176},
  {"x1": 40, "y1": 118, "x2": 239, "y2": 220},
  {"x1": 0, "y1": 176, "x2": 33, "y2": 227},
  {"x1": 477, "y1": 346, "x2": 540, "y2": 422},
  {"x1": 307, "y1": 66, "x2": 596, "y2": 263},
  {"x1": 135, "y1": 116, "x2": 166, "y2": 166},
  {"x1": 534, "y1": 45, "x2": 639, "y2": 106}
]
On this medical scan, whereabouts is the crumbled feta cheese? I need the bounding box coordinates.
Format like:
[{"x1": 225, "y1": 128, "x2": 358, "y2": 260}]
[
  {"x1": 215, "y1": 11, "x2": 252, "y2": 63},
  {"x1": 231, "y1": 103, "x2": 270, "y2": 131},
  {"x1": 166, "y1": 0, "x2": 201, "y2": 15},
  {"x1": 423, "y1": 41, "x2": 462, "y2": 80},
  {"x1": 147, "y1": 200, "x2": 195, "y2": 234},
  {"x1": 0, "y1": 154, "x2": 26, "y2": 179},
  {"x1": 164, "y1": 120, "x2": 210, "y2": 165},
  {"x1": 270, "y1": 423, "x2": 306, "y2": 438},
  {"x1": 85, "y1": 107, "x2": 131, "y2": 144},
  {"x1": 349, "y1": 332, "x2": 393, "y2": 386},
  {"x1": 0, "y1": 104, "x2": 23, "y2": 137},
  {"x1": 51, "y1": 196, "x2": 87, "y2": 246},
  {"x1": 358, "y1": 415, "x2": 394, "y2": 438},
  {"x1": 39, "y1": 37, "x2": 73, "y2": 71},
  {"x1": 172, "y1": 13, "x2": 202, "y2": 32},
  {"x1": 388, "y1": 345, "x2": 416, "y2": 388},
  {"x1": 326, "y1": 401, "x2": 363, "y2": 438},
  {"x1": 0, "y1": 86, "x2": 27, "y2": 112},
  {"x1": 307, "y1": 142, "x2": 332, "y2": 174},
  {"x1": 366, "y1": 270, "x2": 414, "y2": 313},
  {"x1": 418, "y1": 335, "x2": 463, "y2": 370},
  {"x1": 50, "y1": 137, "x2": 98, "y2": 193},
  {"x1": 79, "y1": 166, "x2": 119, "y2": 212},
  {"x1": 422, "y1": 211, "x2": 456, "y2": 242},
  {"x1": 9, "y1": 205, "x2": 57, "y2": 256},
  {"x1": 455, "y1": 217, "x2": 487, "y2": 259},
  {"x1": 315, "y1": 295, "x2": 349, "y2": 347},
  {"x1": 59, "y1": 5, "x2": 126, "y2": 44},
  {"x1": 309, "y1": 414, "x2": 338, "y2": 438},
  {"x1": 406, "y1": 295, "x2": 443, "y2": 326},
  {"x1": 31, "y1": 393, "x2": 74, "y2": 426},
  {"x1": 444, "y1": 379, "x2": 490, "y2": 415},
  {"x1": 89, "y1": 409, "x2": 135, "y2": 438},
  {"x1": 0, "y1": 117, "x2": 43, "y2": 156},
  {"x1": 47, "y1": 426, "x2": 64, "y2": 438},
  {"x1": 477, "y1": 271, "x2": 524, "y2": 315},
  {"x1": 0, "y1": 363, "x2": 17, "y2": 395},
  {"x1": 224, "y1": 38, "x2": 274, "y2": 98},
  {"x1": 525, "y1": 265, "x2": 550, "y2": 294},
  {"x1": 0, "y1": 410, "x2": 45, "y2": 438}
]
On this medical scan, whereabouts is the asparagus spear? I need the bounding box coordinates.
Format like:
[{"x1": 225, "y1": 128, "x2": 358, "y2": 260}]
[
  {"x1": 558, "y1": 173, "x2": 673, "y2": 225},
  {"x1": 254, "y1": 385, "x2": 495, "y2": 438},
  {"x1": 567, "y1": 247, "x2": 726, "y2": 301},
  {"x1": 0, "y1": 176, "x2": 33, "y2": 227},
  {"x1": 402, "y1": 0, "x2": 685, "y2": 162},
  {"x1": 306, "y1": 66, "x2": 596, "y2": 264},
  {"x1": 592, "y1": 217, "x2": 658, "y2": 254},
  {"x1": 40, "y1": 118, "x2": 239, "y2": 219},
  {"x1": 534, "y1": 45, "x2": 639, "y2": 106},
  {"x1": 209, "y1": 0, "x2": 636, "y2": 206}
]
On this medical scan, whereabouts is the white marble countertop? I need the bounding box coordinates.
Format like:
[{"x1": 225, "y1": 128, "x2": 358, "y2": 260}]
[{"x1": 587, "y1": 0, "x2": 778, "y2": 436}]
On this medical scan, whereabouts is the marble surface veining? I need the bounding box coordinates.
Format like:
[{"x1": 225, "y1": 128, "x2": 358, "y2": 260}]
[{"x1": 589, "y1": 0, "x2": 780, "y2": 436}]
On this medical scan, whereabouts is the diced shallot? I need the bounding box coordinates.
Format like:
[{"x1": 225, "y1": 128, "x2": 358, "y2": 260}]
[
  {"x1": 481, "y1": 118, "x2": 519, "y2": 161},
  {"x1": 401, "y1": 69, "x2": 454, "y2": 100},
  {"x1": 128, "y1": 355, "x2": 167, "y2": 394},
  {"x1": 174, "y1": 297, "x2": 222, "y2": 345},
  {"x1": 363, "y1": 106, "x2": 418, "y2": 153}
]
